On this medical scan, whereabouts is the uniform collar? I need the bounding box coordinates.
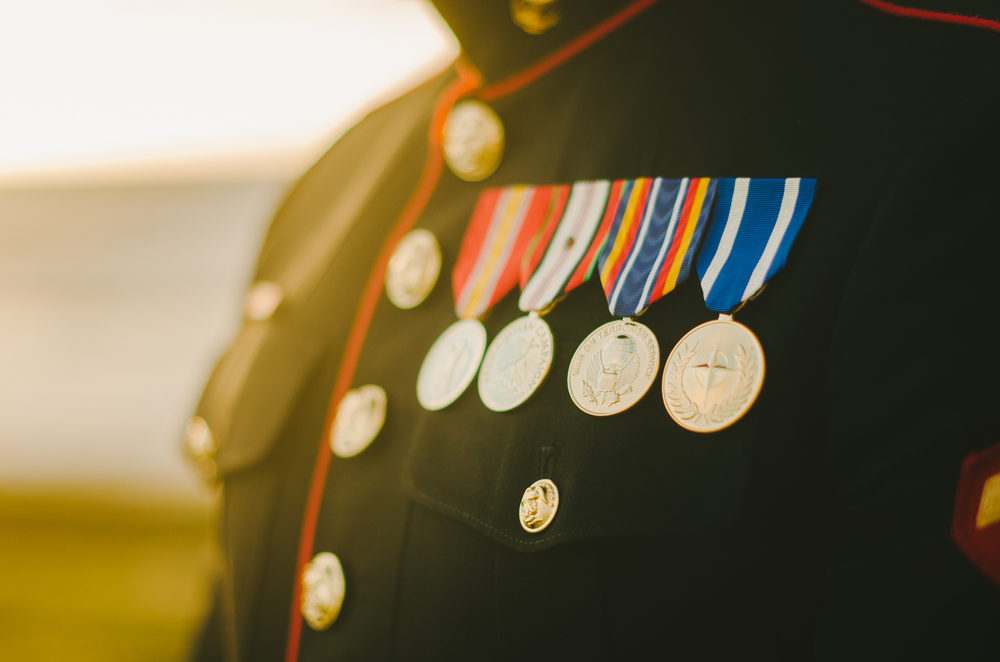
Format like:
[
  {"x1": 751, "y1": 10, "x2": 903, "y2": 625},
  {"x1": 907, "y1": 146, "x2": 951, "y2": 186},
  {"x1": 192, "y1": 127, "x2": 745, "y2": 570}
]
[{"x1": 431, "y1": 0, "x2": 640, "y2": 83}]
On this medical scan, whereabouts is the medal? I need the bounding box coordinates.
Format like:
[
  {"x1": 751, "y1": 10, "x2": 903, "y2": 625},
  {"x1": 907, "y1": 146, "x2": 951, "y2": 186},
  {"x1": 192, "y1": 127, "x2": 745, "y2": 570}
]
[
  {"x1": 568, "y1": 177, "x2": 719, "y2": 416},
  {"x1": 417, "y1": 185, "x2": 561, "y2": 410},
  {"x1": 567, "y1": 317, "x2": 660, "y2": 416},
  {"x1": 417, "y1": 319, "x2": 488, "y2": 411},
  {"x1": 479, "y1": 180, "x2": 615, "y2": 411},
  {"x1": 478, "y1": 312, "x2": 554, "y2": 411},
  {"x1": 662, "y1": 315, "x2": 763, "y2": 432},
  {"x1": 662, "y1": 177, "x2": 817, "y2": 432}
]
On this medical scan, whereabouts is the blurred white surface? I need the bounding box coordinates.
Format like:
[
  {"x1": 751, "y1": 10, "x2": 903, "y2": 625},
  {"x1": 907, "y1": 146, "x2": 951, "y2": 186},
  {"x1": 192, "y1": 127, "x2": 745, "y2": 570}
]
[
  {"x1": 0, "y1": 0, "x2": 456, "y2": 184},
  {"x1": 0, "y1": 1, "x2": 456, "y2": 500}
]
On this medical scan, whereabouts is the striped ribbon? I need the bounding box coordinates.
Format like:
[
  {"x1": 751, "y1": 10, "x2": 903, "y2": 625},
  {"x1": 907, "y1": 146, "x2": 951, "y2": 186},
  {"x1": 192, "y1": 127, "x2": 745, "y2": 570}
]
[
  {"x1": 453, "y1": 185, "x2": 565, "y2": 318},
  {"x1": 517, "y1": 180, "x2": 619, "y2": 312},
  {"x1": 597, "y1": 177, "x2": 718, "y2": 317},
  {"x1": 697, "y1": 177, "x2": 817, "y2": 313}
]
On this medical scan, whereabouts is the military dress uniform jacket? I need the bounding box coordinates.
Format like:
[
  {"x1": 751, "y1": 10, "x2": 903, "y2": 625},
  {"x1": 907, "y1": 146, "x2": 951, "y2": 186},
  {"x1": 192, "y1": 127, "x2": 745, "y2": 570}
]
[{"x1": 188, "y1": 1, "x2": 1000, "y2": 660}]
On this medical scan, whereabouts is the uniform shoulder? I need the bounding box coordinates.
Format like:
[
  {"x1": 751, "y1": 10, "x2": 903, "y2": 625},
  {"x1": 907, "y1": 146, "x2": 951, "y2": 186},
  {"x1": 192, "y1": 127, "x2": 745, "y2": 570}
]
[{"x1": 254, "y1": 64, "x2": 458, "y2": 275}]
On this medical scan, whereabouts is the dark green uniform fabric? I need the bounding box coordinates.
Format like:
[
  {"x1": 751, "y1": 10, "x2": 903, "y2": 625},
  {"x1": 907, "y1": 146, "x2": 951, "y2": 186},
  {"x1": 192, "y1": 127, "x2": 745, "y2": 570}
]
[{"x1": 190, "y1": 1, "x2": 1000, "y2": 660}]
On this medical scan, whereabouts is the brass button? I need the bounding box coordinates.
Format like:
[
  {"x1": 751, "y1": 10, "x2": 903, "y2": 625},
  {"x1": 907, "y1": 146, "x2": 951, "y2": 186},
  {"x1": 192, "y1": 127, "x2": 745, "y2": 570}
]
[
  {"x1": 301, "y1": 552, "x2": 346, "y2": 631},
  {"x1": 385, "y1": 229, "x2": 441, "y2": 309},
  {"x1": 184, "y1": 416, "x2": 215, "y2": 459},
  {"x1": 330, "y1": 385, "x2": 387, "y2": 458},
  {"x1": 183, "y1": 416, "x2": 218, "y2": 482},
  {"x1": 511, "y1": 0, "x2": 561, "y2": 35},
  {"x1": 244, "y1": 280, "x2": 283, "y2": 321},
  {"x1": 519, "y1": 478, "x2": 559, "y2": 533},
  {"x1": 442, "y1": 100, "x2": 504, "y2": 182}
]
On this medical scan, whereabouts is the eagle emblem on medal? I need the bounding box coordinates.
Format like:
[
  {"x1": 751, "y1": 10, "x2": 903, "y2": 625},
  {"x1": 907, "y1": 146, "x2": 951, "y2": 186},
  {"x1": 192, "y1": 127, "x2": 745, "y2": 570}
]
[
  {"x1": 568, "y1": 319, "x2": 659, "y2": 417},
  {"x1": 582, "y1": 333, "x2": 640, "y2": 407}
]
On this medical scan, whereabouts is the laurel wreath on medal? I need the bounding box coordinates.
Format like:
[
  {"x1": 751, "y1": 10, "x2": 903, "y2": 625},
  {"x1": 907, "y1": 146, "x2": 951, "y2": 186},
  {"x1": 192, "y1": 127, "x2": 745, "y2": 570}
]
[{"x1": 665, "y1": 343, "x2": 758, "y2": 426}]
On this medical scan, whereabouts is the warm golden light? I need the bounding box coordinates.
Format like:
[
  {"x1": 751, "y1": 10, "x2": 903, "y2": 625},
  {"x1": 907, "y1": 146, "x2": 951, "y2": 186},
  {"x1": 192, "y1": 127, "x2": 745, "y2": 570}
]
[
  {"x1": 0, "y1": 0, "x2": 457, "y2": 184},
  {"x1": 0, "y1": 7, "x2": 456, "y2": 657}
]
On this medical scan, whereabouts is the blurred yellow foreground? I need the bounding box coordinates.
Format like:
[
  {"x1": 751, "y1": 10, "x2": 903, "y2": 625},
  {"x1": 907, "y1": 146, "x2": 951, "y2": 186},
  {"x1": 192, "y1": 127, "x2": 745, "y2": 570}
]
[{"x1": 0, "y1": 491, "x2": 214, "y2": 661}]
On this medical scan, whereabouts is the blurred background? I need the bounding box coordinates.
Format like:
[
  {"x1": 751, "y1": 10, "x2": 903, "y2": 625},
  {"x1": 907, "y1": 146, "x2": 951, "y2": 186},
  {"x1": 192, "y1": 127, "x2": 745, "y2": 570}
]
[{"x1": 0, "y1": 1, "x2": 455, "y2": 658}]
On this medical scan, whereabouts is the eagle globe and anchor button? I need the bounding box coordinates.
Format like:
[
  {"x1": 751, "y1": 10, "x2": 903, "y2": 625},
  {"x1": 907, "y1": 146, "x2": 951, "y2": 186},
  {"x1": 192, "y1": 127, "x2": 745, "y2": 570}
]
[
  {"x1": 385, "y1": 228, "x2": 441, "y2": 310},
  {"x1": 244, "y1": 280, "x2": 284, "y2": 322},
  {"x1": 519, "y1": 478, "x2": 559, "y2": 533},
  {"x1": 662, "y1": 314, "x2": 765, "y2": 433},
  {"x1": 183, "y1": 415, "x2": 218, "y2": 482},
  {"x1": 442, "y1": 99, "x2": 505, "y2": 182},
  {"x1": 510, "y1": 0, "x2": 561, "y2": 35},
  {"x1": 301, "y1": 551, "x2": 346, "y2": 631},
  {"x1": 330, "y1": 384, "x2": 387, "y2": 458}
]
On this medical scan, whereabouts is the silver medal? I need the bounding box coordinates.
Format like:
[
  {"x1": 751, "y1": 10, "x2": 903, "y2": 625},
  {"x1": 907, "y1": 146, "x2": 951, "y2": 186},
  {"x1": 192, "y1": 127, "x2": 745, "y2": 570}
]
[
  {"x1": 417, "y1": 318, "x2": 487, "y2": 411},
  {"x1": 477, "y1": 313, "x2": 554, "y2": 412},
  {"x1": 567, "y1": 318, "x2": 660, "y2": 416}
]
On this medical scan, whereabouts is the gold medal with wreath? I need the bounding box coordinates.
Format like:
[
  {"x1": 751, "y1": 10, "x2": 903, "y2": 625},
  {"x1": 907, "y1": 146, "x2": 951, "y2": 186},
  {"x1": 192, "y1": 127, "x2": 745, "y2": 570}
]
[{"x1": 662, "y1": 315, "x2": 765, "y2": 433}]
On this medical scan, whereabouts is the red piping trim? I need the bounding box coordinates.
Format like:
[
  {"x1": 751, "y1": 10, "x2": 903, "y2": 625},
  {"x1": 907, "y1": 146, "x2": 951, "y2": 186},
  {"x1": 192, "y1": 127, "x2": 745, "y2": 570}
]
[
  {"x1": 283, "y1": 65, "x2": 479, "y2": 662},
  {"x1": 479, "y1": 0, "x2": 662, "y2": 102},
  {"x1": 284, "y1": 0, "x2": 663, "y2": 658},
  {"x1": 857, "y1": 0, "x2": 1000, "y2": 33}
]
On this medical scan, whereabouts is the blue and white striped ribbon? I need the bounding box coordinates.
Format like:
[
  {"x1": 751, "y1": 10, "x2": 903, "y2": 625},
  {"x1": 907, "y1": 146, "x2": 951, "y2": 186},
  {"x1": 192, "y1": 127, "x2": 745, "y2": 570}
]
[{"x1": 697, "y1": 177, "x2": 817, "y2": 313}]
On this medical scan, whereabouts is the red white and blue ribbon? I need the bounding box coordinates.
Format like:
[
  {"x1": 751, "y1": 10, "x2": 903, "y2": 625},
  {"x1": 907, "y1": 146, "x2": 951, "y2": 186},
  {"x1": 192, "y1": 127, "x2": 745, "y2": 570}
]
[
  {"x1": 597, "y1": 177, "x2": 718, "y2": 317},
  {"x1": 696, "y1": 177, "x2": 817, "y2": 313},
  {"x1": 517, "y1": 180, "x2": 614, "y2": 312}
]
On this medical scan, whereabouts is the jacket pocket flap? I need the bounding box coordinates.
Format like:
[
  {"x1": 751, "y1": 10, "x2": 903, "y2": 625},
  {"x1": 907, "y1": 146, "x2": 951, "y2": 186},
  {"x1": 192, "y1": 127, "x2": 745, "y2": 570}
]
[{"x1": 403, "y1": 394, "x2": 753, "y2": 553}]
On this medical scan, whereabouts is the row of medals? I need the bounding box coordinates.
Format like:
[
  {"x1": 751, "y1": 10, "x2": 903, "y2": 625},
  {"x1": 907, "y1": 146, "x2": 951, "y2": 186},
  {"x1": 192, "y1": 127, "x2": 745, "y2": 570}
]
[{"x1": 384, "y1": 228, "x2": 764, "y2": 435}]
